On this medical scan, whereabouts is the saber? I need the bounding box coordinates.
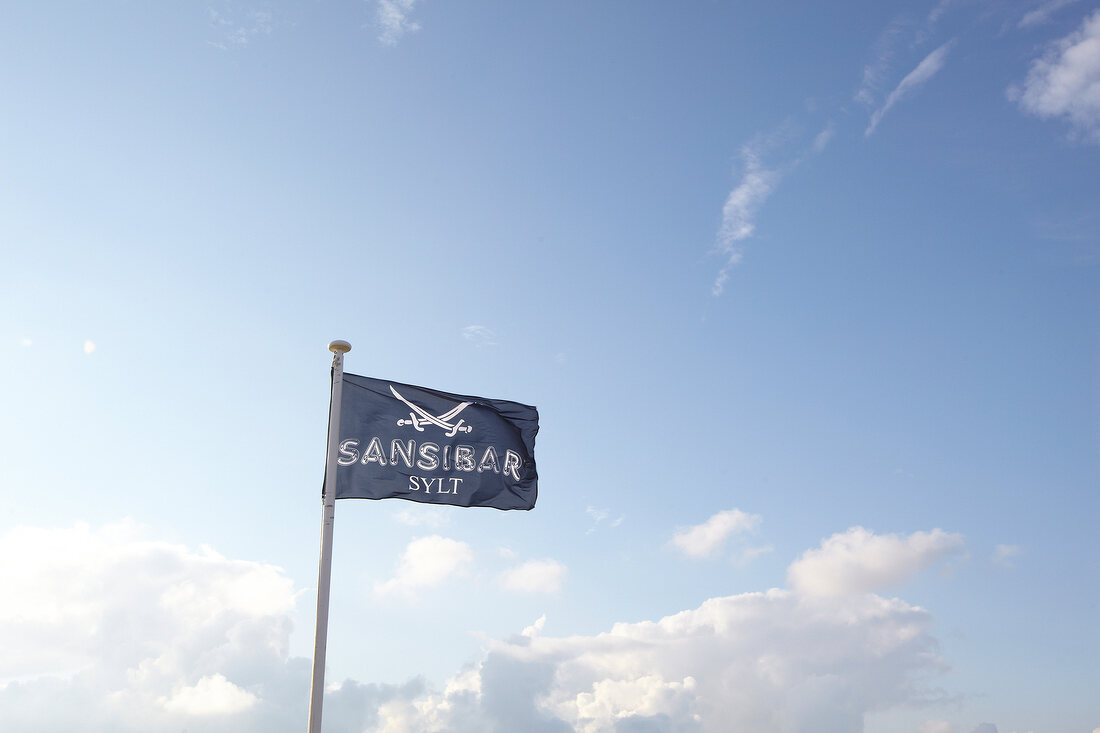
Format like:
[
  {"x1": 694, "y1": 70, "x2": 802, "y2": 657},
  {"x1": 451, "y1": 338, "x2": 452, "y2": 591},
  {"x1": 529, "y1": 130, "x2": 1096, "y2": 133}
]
[{"x1": 390, "y1": 386, "x2": 473, "y2": 436}]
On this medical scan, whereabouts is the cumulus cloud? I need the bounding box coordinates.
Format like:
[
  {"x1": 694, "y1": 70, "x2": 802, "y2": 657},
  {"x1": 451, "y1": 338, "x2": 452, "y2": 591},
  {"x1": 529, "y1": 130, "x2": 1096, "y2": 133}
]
[
  {"x1": 0, "y1": 521, "x2": 295, "y2": 681},
  {"x1": 0, "y1": 521, "x2": 968, "y2": 733},
  {"x1": 522, "y1": 614, "x2": 547, "y2": 638},
  {"x1": 866, "y1": 42, "x2": 954, "y2": 136},
  {"x1": 379, "y1": 588, "x2": 946, "y2": 732},
  {"x1": 378, "y1": 0, "x2": 423, "y2": 45},
  {"x1": 500, "y1": 559, "x2": 567, "y2": 594},
  {"x1": 671, "y1": 508, "x2": 761, "y2": 558},
  {"x1": 919, "y1": 720, "x2": 956, "y2": 733},
  {"x1": 0, "y1": 521, "x2": 422, "y2": 732},
  {"x1": 787, "y1": 526, "x2": 965, "y2": 597},
  {"x1": 159, "y1": 673, "x2": 258, "y2": 716},
  {"x1": 1009, "y1": 9, "x2": 1100, "y2": 142},
  {"x1": 374, "y1": 535, "x2": 473, "y2": 598}
]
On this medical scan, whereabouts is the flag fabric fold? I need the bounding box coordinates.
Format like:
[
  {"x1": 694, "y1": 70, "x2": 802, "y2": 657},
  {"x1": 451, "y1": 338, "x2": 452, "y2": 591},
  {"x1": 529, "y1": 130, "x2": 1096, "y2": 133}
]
[{"x1": 332, "y1": 373, "x2": 538, "y2": 510}]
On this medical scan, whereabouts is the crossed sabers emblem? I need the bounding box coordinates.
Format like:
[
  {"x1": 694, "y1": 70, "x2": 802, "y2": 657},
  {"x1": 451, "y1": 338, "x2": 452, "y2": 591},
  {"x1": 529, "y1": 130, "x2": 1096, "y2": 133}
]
[{"x1": 390, "y1": 385, "x2": 473, "y2": 437}]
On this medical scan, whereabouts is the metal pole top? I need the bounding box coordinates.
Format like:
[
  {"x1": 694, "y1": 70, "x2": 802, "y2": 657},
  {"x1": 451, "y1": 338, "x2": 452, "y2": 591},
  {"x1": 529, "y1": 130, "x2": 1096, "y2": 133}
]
[{"x1": 328, "y1": 340, "x2": 352, "y2": 354}]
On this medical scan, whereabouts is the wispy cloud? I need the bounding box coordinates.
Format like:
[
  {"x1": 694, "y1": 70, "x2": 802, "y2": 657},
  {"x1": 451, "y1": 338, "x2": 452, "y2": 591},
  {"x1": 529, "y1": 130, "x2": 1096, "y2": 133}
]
[
  {"x1": 378, "y1": 0, "x2": 423, "y2": 46},
  {"x1": 1018, "y1": 0, "x2": 1082, "y2": 28},
  {"x1": 499, "y1": 559, "x2": 567, "y2": 594},
  {"x1": 866, "y1": 41, "x2": 954, "y2": 136},
  {"x1": 713, "y1": 149, "x2": 780, "y2": 295},
  {"x1": 585, "y1": 505, "x2": 624, "y2": 534},
  {"x1": 671, "y1": 508, "x2": 761, "y2": 558},
  {"x1": 855, "y1": 18, "x2": 912, "y2": 106},
  {"x1": 711, "y1": 121, "x2": 834, "y2": 295},
  {"x1": 812, "y1": 122, "x2": 835, "y2": 153},
  {"x1": 462, "y1": 325, "x2": 497, "y2": 347},
  {"x1": 394, "y1": 507, "x2": 451, "y2": 529},
  {"x1": 1008, "y1": 9, "x2": 1100, "y2": 143},
  {"x1": 992, "y1": 544, "x2": 1023, "y2": 568},
  {"x1": 928, "y1": 0, "x2": 960, "y2": 25},
  {"x1": 207, "y1": 5, "x2": 274, "y2": 49},
  {"x1": 733, "y1": 544, "x2": 774, "y2": 566}
]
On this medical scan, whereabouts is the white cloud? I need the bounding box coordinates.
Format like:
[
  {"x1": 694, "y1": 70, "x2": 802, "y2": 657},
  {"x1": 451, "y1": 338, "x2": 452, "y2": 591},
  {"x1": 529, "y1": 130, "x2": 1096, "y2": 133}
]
[
  {"x1": 394, "y1": 506, "x2": 451, "y2": 529},
  {"x1": 378, "y1": 0, "x2": 423, "y2": 46},
  {"x1": 160, "y1": 674, "x2": 257, "y2": 716},
  {"x1": 586, "y1": 506, "x2": 609, "y2": 523},
  {"x1": 734, "y1": 544, "x2": 774, "y2": 566},
  {"x1": 712, "y1": 150, "x2": 780, "y2": 295},
  {"x1": 0, "y1": 521, "x2": 967, "y2": 733},
  {"x1": 0, "y1": 521, "x2": 408, "y2": 732},
  {"x1": 671, "y1": 508, "x2": 761, "y2": 558},
  {"x1": 856, "y1": 18, "x2": 912, "y2": 106},
  {"x1": 787, "y1": 526, "x2": 964, "y2": 597},
  {"x1": 521, "y1": 614, "x2": 547, "y2": 638},
  {"x1": 992, "y1": 544, "x2": 1023, "y2": 567},
  {"x1": 207, "y1": 6, "x2": 274, "y2": 49},
  {"x1": 499, "y1": 559, "x2": 567, "y2": 594},
  {"x1": 711, "y1": 120, "x2": 832, "y2": 295},
  {"x1": 1019, "y1": 0, "x2": 1082, "y2": 28},
  {"x1": 83, "y1": 340, "x2": 96, "y2": 354},
  {"x1": 462, "y1": 324, "x2": 498, "y2": 347},
  {"x1": 0, "y1": 521, "x2": 295, "y2": 681},
  {"x1": 919, "y1": 720, "x2": 956, "y2": 733},
  {"x1": 382, "y1": 586, "x2": 946, "y2": 732},
  {"x1": 374, "y1": 535, "x2": 473, "y2": 598},
  {"x1": 1009, "y1": 9, "x2": 1100, "y2": 142},
  {"x1": 585, "y1": 506, "x2": 624, "y2": 534},
  {"x1": 928, "y1": 0, "x2": 960, "y2": 24},
  {"x1": 812, "y1": 123, "x2": 835, "y2": 153},
  {"x1": 866, "y1": 42, "x2": 954, "y2": 136}
]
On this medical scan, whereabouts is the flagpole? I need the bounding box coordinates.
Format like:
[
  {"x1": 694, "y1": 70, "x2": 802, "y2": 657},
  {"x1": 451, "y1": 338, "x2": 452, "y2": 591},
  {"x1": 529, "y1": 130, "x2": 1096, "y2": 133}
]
[{"x1": 307, "y1": 339, "x2": 351, "y2": 733}]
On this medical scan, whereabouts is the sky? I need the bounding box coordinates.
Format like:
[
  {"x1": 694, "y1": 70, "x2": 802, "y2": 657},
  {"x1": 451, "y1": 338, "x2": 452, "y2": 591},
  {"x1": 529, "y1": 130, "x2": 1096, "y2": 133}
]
[{"x1": 0, "y1": 1, "x2": 1098, "y2": 732}]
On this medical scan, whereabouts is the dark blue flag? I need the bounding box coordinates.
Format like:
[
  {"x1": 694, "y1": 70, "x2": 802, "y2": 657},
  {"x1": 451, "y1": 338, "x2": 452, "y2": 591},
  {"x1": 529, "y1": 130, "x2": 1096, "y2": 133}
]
[{"x1": 333, "y1": 373, "x2": 538, "y2": 510}]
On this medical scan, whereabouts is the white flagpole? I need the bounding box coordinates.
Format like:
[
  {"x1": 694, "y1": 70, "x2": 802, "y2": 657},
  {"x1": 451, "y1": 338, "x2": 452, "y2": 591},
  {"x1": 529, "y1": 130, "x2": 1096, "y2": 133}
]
[{"x1": 307, "y1": 339, "x2": 352, "y2": 733}]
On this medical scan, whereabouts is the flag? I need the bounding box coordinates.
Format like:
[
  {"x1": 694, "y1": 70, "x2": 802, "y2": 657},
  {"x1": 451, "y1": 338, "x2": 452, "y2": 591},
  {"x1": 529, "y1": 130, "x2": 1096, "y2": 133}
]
[{"x1": 332, "y1": 373, "x2": 538, "y2": 510}]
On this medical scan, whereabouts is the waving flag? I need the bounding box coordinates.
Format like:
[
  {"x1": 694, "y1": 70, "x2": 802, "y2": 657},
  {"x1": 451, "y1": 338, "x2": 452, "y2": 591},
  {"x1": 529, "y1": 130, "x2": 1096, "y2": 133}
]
[{"x1": 333, "y1": 373, "x2": 539, "y2": 510}]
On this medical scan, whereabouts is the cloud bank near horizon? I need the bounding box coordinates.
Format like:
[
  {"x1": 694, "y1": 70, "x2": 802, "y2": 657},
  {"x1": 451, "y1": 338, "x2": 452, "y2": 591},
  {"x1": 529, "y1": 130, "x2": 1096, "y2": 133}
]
[{"x1": 0, "y1": 519, "x2": 992, "y2": 732}]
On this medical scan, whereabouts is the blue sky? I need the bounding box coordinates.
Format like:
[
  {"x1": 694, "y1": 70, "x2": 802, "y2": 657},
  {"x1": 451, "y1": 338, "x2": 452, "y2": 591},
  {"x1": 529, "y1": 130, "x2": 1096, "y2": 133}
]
[{"x1": 1, "y1": 1, "x2": 1097, "y2": 731}]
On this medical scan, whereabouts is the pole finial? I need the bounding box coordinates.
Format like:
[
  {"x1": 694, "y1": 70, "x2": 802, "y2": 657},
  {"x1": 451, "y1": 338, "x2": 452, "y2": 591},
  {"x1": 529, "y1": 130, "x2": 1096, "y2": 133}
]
[{"x1": 328, "y1": 340, "x2": 352, "y2": 354}]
